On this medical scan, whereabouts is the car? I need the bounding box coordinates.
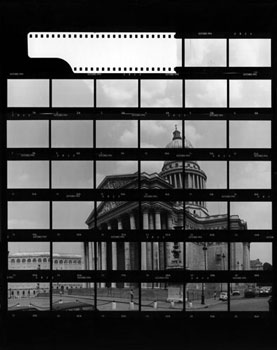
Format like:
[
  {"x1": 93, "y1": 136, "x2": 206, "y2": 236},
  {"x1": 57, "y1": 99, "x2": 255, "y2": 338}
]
[
  {"x1": 219, "y1": 292, "x2": 228, "y2": 301},
  {"x1": 244, "y1": 289, "x2": 256, "y2": 298},
  {"x1": 231, "y1": 290, "x2": 240, "y2": 296},
  {"x1": 259, "y1": 287, "x2": 271, "y2": 297}
]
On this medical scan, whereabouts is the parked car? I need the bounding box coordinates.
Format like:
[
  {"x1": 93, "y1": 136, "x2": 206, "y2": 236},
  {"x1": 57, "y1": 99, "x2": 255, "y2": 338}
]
[
  {"x1": 259, "y1": 287, "x2": 272, "y2": 297},
  {"x1": 219, "y1": 292, "x2": 228, "y2": 301},
  {"x1": 231, "y1": 290, "x2": 240, "y2": 296},
  {"x1": 244, "y1": 288, "x2": 256, "y2": 298}
]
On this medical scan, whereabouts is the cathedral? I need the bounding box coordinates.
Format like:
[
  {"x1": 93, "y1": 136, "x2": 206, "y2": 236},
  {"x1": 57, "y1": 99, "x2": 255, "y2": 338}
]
[{"x1": 85, "y1": 127, "x2": 250, "y2": 285}]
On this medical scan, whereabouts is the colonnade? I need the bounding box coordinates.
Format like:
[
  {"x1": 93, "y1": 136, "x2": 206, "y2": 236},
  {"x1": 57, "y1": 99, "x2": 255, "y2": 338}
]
[
  {"x1": 163, "y1": 172, "x2": 206, "y2": 190},
  {"x1": 84, "y1": 209, "x2": 179, "y2": 288}
]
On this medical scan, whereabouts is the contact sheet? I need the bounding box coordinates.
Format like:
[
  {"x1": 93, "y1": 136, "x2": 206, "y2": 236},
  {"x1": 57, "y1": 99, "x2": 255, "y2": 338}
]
[{"x1": 0, "y1": 32, "x2": 274, "y2": 321}]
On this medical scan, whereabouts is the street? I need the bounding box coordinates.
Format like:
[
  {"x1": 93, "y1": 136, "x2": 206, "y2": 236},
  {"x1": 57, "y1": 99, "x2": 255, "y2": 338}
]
[{"x1": 8, "y1": 295, "x2": 270, "y2": 312}]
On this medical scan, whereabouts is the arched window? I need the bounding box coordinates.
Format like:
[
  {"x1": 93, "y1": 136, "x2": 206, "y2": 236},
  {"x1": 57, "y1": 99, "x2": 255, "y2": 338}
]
[
  {"x1": 16, "y1": 258, "x2": 20, "y2": 263},
  {"x1": 43, "y1": 258, "x2": 47, "y2": 263},
  {"x1": 38, "y1": 258, "x2": 42, "y2": 263},
  {"x1": 11, "y1": 259, "x2": 15, "y2": 264},
  {"x1": 59, "y1": 260, "x2": 63, "y2": 264},
  {"x1": 69, "y1": 260, "x2": 72, "y2": 264},
  {"x1": 33, "y1": 258, "x2": 37, "y2": 263},
  {"x1": 54, "y1": 260, "x2": 58, "y2": 264},
  {"x1": 22, "y1": 259, "x2": 26, "y2": 263},
  {"x1": 27, "y1": 258, "x2": 31, "y2": 263},
  {"x1": 78, "y1": 260, "x2": 81, "y2": 264}
]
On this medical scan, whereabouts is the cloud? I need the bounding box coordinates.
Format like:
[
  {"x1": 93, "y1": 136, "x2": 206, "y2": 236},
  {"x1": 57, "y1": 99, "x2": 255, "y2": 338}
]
[
  {"x1": 185, "y1": 124, "x2": 202, "y2": 146},
  {"x1": 97, "y1": 80, "x2": 138, "y2": 107},
  {"x1": 118, "y1": 121, "x2": 138, "y2": 147},
  {"x1": 230, "y1": 80, "x2": 271, "y2": 107},
  {"x1": 185, "y1": 80, "x2": 227, "y2": 107},
  {"x1": 141, "y1": 80, "x2": 182, "y2": 107},
  {"x1": 141, "y1": 120, "x2": 182, "y2": 148}
]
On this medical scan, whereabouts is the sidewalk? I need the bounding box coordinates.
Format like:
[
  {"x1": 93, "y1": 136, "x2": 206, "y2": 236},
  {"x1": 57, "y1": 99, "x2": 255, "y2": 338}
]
[{"x1": 186, "y1": 297, "x2": 225, "y2": 310}]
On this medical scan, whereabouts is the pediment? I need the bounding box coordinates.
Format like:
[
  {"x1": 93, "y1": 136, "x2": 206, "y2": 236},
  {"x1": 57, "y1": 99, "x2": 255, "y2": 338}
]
[
  {"x1": 97, "y1": 201, "x2": 125, "y2": 217},
  {"x1": 98, "y1": 175, "x2": 137, "y2": 189}
]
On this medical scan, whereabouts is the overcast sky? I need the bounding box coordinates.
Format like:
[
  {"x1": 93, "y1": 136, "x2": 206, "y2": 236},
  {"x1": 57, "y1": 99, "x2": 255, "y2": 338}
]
[
  {"x1": 229, "y1": 121, "x2": 271, "y2": 148},
  {"x1": 185, "y1": 80, "x2": 227, "y2": 108},
  {"x1": 230, "y1": 161, "x2": 271, "y2": 189},
  {"x1": 8, "y1": 201, "x2": 94, "y2": 229},
  {"x1": 229, "y1": 39, "x2": 271, "y2": 67},
  {"x1": 141, "y1": 120, "x2": 182, "y2": 148},
  {"x1": 52, "y1": 79, "x2": 94, "y2": 107},
  {"x1": 7, "y1": 121, "x2": 49, "y2": 148},
  {"x1": 230, "y1": 202, "x2": 272, "y2": 230},
  {"x1": 52, "y1": 120, "x2": 94, "y2": 148},
  {"x1": 141, "y1": 80, "x2": 182, "y2": 107},
  {"x1": 230, "y1": 80, "x2": 271, "y2": 108},
  {"x1": 8, "y1": 78, "x2": 271, "y2": 108},
  {"x1": 8, "y1": 161, "x2": 94, "y2": 189},
  {"x1": 96, "y1": 120, "x2": 138, "y2": 148},
  {"x1": 185, "y1": 39, "x2": 226, "y2": 67},
  {"x1": 97, "y1": 80, "x2": 138, "y2": 107},
  {"x1": 185, "y1": 120, "x2": 226, "y2": 148},
  {"x1": 8, "y1": 79, "x2": 49, "y2": 107}
]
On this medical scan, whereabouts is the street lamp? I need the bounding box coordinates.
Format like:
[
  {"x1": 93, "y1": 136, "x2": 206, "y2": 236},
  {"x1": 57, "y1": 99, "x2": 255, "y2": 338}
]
[
  {"x1": 201, "y1": 244, "x2": 208, "y2": 305},
  {"x1": 220, "y1": 253, "x2": 226, "y2": 292}
]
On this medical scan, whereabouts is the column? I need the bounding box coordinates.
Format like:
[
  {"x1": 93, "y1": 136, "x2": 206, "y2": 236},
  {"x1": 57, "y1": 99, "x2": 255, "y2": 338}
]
[
  {"x1": 142, "y1": 211, "x2": 149, "y2": 288},
  {"x1": 192, "y1": 174, "x2": 195, "y2": 189},
  {"x1": 167, "y1": 213, "x2": 173, "y2": 230},
  {"x1": 153, "y1": 212, "x2": 161, "y2": 271},
  {"x1": 188, "y1": 173, "x2": 191, "y2": 188},
  {"x1": 107, "y1": 223, "x2": 116, "y2": 288},
  {"x1": 89, "y1": 242, "x2": 95, "y2": 270},
  {"x1": 146, "y1": 213, "x2": 153, "y2": 270},
  {"x1": 128, "y1": 213, "x2": 136, "y2": 271},
  {"x1": 175, "y1": 173, "x2": 178, "y2": 188},
  {"x1": 179, "y1": 173, "x2": 183, "y2": 188},
  {"x1": 83, "y1": 242, "x2": 89, "y2": 270},
  {"x1": 143, "y1": 211, "x2": 149, "y2": 230},
  {"x1": 101, "y1": 243, "x2": 107, "y2": 270},
  {"x1": 243, "y1": 243, "x2": 249, "y2": 270}
]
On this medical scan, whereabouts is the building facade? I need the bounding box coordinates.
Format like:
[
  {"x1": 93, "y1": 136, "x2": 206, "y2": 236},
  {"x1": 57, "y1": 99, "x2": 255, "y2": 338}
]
[
  {"x1": 8, "y1": 253, "x2": 83, "y2": 298},
  {"x1": 85, "y1": 127, "x2": 250, "y2": 292}
]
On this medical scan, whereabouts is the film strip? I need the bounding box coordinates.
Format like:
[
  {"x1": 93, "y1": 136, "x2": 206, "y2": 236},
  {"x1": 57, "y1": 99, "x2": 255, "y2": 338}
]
[{"x1": 1, "y1": 33, "x2": 275, "y2": 321}]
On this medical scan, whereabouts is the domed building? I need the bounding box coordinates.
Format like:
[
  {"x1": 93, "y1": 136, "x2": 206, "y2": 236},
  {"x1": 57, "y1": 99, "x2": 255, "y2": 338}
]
[{"x1": 85, "y1": 127, "x2": 250, "y2": 291}]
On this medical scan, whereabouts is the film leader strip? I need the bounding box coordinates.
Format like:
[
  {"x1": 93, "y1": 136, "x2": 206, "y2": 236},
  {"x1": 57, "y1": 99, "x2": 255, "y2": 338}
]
[
  {"x1": 3, "y1": 34, "x2": 272, "y2": 318},
  {"x1": 27, "y1": 32, "x2": 271, "y2": 77}
]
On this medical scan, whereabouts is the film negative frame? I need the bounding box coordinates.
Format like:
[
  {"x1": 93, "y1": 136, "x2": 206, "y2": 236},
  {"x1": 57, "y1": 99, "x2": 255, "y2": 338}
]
[{"x1": 0, "y1": 32, "x2": 275, "y2": 321}]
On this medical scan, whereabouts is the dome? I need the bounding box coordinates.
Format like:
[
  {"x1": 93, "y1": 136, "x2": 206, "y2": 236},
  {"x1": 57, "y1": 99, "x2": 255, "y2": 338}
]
[{"x1": 165, "y1": 126, "x2": 193, "y2": 149}]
